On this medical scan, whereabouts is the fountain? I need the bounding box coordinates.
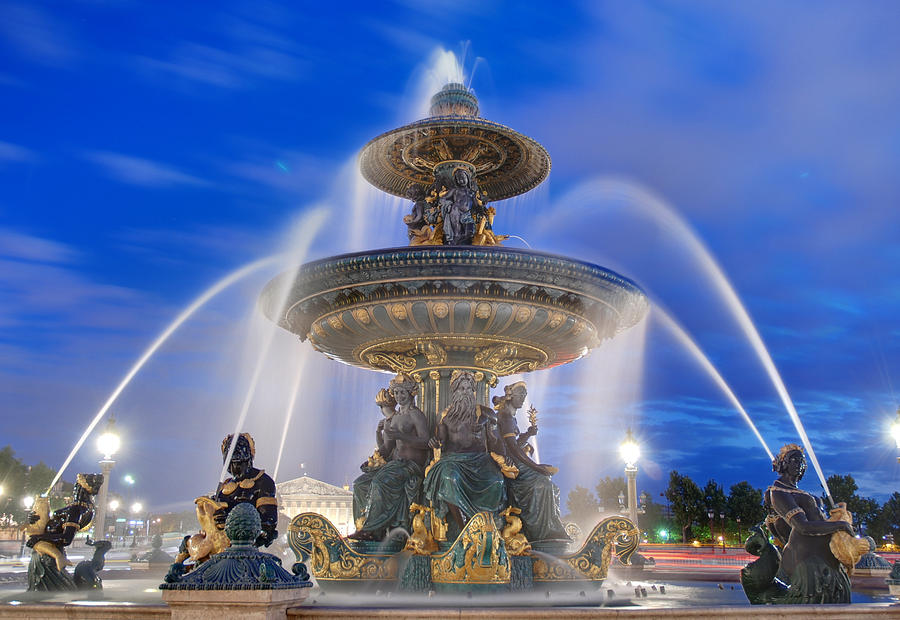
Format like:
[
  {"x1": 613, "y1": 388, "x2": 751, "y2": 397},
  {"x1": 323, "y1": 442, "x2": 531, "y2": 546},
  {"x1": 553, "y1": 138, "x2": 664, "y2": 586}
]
[{"x1": 259, "y1": 82, "x2": 647, "y2": 591}]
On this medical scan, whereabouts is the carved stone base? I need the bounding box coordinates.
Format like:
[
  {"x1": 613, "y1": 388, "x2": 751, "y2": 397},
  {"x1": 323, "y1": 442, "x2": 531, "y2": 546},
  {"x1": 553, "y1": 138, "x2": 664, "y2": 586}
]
[
  {"x1": 162, "y1": 588, "x2": 310, "y2": 620},
  {"x1": 288, "y1": 512, "x2": 640, "y2": 592}
]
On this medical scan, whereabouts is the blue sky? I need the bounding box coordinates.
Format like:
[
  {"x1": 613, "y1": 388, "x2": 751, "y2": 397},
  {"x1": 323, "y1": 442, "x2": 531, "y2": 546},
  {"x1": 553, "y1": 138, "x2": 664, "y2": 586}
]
[{"x1": 2, "y1": 1, "x2": 899, "y2": 512}]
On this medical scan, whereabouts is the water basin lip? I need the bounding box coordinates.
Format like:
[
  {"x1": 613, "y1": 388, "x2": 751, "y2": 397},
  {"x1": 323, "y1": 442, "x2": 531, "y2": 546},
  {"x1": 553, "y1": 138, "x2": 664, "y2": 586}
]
[{"x1": 289, "y1": 245, "x2": 646, "y2": 297}]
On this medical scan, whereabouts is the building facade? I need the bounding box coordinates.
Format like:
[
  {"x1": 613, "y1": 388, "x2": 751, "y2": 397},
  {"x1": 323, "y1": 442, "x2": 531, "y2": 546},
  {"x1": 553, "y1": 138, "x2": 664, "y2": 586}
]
[{"x1": 276, "y1": 475, "x2": 353, "y2": 535}]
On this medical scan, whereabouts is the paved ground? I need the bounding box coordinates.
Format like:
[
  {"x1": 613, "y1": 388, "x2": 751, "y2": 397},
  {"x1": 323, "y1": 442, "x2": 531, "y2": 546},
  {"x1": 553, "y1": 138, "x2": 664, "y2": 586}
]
[{"x1": 0, "y1": 545, "x2": 896, "y2": 609}]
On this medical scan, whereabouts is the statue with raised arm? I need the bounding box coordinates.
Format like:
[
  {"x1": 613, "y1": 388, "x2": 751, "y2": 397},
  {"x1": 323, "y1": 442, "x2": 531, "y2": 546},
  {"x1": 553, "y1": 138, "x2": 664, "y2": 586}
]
[
  {"x1": 349, "y1": 374, "x2": 430, "y2": 541},
  {"x1": 25, "y1": 473, "x2": 104, "y2": 591},
  {"x1": 423, "y1": 371, "x2": 508, "y2": 539},
  {"x1": 741, "y1": 444, "x2": 854, "y2": 604},
  {"x1": 493, "y1": 382, "x2": 568, "y2": 543}
]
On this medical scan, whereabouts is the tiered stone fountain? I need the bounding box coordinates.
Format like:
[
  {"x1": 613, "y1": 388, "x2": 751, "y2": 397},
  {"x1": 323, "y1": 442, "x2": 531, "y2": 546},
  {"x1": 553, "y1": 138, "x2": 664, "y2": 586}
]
[{"x1": 260, "y1": 83, "x2": 649, "y2": 592}]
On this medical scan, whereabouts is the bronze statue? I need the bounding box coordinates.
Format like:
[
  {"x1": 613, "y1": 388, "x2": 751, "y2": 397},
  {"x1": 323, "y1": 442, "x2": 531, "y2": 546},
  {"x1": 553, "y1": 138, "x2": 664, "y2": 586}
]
[
  {"x1": 24, "y1": 473, "x2": 105, "y2": 591},
  {"x1": 423, "y1": 371, "x2": 507, "y2": 538},
  {"x1": 438, "y1": 168, "x2": 479, "y2": 245},
  {"x1": 741, "y1": 444, "x2": 854, "y2": 604},
  {"x1": 403, "y1": 184, "x2": 433, "y2": 245},
  {"x1": 213, "y1": 433, "x2": 278, "y2": 547},
  {"x1": 349, "y1": 374, "x2": 430, "y2": 541},
  {"x1": 494, "y1": 382, "x2": 568, "y2": 542},
  {"x1": 167, "y1": 434, "x2": 277, "y2": 581}
]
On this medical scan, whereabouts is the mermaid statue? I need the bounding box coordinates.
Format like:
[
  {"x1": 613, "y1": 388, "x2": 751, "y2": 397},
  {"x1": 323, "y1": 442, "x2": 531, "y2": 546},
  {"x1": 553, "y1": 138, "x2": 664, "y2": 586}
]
[
  {"x1": 741, "y1": 444, "x2": 856, "y2": 604},
  {"x1": 24, "y1": 473, "x2": 105, "y2": 591}
]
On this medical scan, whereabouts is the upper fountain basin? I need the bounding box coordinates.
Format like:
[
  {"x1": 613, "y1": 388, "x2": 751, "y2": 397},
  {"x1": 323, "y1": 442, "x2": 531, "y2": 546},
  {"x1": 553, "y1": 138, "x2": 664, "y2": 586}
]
[
  {"x1": 259, "y1": 246, "x2": 648, "y2": 379},
  {"x1": 359, "y1": 82, "x2": 550, "y2": 202}
]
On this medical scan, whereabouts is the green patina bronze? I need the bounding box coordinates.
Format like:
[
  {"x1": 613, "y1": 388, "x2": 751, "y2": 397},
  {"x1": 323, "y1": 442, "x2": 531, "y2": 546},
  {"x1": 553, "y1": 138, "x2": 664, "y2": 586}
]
[
  {"x1": 264, "y1": 80, "x2": 648, "y2": 592},
  {"x1": 160, "y1": 503, "x2": 311, "y2": 591}
]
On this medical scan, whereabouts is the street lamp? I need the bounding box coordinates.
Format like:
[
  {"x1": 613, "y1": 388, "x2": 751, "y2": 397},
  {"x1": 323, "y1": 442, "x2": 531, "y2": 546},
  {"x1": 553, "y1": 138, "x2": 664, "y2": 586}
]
[
  {"x1": 719, "y1": 511, "x2": 726, "y2": 553},
  {"x1": 707, "y1": 508, "x2": 715, "y2": 550},
  {"x1": 108, "y1": 499, "x2": 120, "y2": 546},
  {"x1": 736, "y1": 516, "x2": 742, "y2": 547},
  {"x1": 94, "y1": 416, "x2": 120, "y2": 541},
  {"x1": 22, "y1": 496, "x2": 34, "y2": 510},
  {"x1": 891, "y1": 407, "x2": 900, "y2": 462},
  {"x1": 620, "y1": 428, "x2": 640, "y2": 526},
  {"x1": 130, "y1": 502, "x2": 143, "y2": 547}
]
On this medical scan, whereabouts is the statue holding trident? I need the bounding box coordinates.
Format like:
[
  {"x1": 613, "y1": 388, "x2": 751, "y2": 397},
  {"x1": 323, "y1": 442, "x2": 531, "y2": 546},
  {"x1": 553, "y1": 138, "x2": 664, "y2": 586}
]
[{"x1": 742, "y1": 444, "x2": 863, "y2": 604}]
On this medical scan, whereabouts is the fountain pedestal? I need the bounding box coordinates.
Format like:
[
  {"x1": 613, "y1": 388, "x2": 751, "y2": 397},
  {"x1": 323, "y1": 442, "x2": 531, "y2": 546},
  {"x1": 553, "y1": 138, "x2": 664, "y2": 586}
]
[
  {"x1": 163, "y1": 588, "x2": 309, "y2": 620},
  {"x1": 161, "y1": 503, "x2": 312, "y2": 619}
]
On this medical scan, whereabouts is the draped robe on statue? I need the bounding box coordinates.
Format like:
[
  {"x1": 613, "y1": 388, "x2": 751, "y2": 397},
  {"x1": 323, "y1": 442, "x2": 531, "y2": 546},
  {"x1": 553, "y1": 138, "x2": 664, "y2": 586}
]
[
  {"x1": 353, "y1": 459, "x2": 424, "y2": 534},
  {"x1": 423, "y1": 451, "x2": 505, "y2": 524},
  {"x1": 501, "y1": 418, "x2": 568, "y2": 542}
]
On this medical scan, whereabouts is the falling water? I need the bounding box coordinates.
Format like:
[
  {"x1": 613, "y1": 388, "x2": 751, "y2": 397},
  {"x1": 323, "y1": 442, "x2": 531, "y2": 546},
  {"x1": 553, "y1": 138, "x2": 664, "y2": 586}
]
[
  {"x1": 220, "y1": 208, "x2": 329, "y2": 482},
  {"x1": 538, "y1": 176, "x2": 833, "y2": 501},
  {"x1": 653, "y1": 306, "x2": 774, "y2": 462},
  {"x1": 505, "y1": 235, "x2": 532, "y2": 248},
  {"x1": 46, "y1": 255, "x2": 282, "y2": 493},
  {"x1": 272, "y1": 350, "x2": 309, "y2": 481},
  {"x1": 413, "y1": 48, "x2": 466, "y2": 119}
]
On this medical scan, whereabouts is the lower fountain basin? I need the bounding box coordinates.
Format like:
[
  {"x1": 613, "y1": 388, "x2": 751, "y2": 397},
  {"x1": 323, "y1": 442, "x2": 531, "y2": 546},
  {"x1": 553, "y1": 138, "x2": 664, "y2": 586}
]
[{"x1": 260, "y1": 246, "x2": 648, "y2": 381}]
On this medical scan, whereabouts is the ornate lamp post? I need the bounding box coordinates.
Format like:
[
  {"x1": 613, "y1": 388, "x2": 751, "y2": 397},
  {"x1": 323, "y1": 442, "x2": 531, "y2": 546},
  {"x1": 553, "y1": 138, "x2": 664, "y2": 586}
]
[
  {"x1": 130, "y1": 501, "x2": 143, "y2": 547},
  {"x1": 619, "y1": 429, "x2": 640, "y2": 526},
  {"x1": 707, "y1": 507, "x2": 715, "y2": 551},
  {"x1": 94, "y1": 416, "x2": 120, "y2": 541},
  {"x1": 108, "y1": 499, "x2": 120, "y2": 546},
  {"x1": 719, "y1": 511, "x2": 726, "y2": 553},
  {"x1": 736, "y1": 516, "x2": 742, "y2": 547},
  {"x1": 891, "y1": 407, "x2": 900, "y2": 463},
  {"x1": 21, "y1": 496, "x2": 35, "y2": 556}
]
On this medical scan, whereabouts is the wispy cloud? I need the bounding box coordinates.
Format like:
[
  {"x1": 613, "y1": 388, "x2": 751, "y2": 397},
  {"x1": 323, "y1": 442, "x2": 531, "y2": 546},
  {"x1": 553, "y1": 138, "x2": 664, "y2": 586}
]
[
  {"x1": 83, "y1": 151, "x2": 207, "y2": 187},
  {"x1": 136, "y1": 14, "x2": 307, "y2": 89},
  {"x1": 0, "y1": 228, "x2": 78, "y2": 264},
  {"x1": 0, "y1": 2, "x2": 77, "y2": 66},
  {"x1": 115, "y1": 225, "x2": 267, "y2": 264},
  {"x1": 0, "y1": 140, "x2": 36, "y2": 164},
  {"x1": 225, "y1": 150, "x2": 332, "y2": 194}
]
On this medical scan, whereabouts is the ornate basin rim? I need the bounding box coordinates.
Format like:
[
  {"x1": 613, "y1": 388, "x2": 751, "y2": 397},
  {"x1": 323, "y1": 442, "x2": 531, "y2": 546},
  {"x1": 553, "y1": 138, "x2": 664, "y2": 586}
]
[{"x1": 358, "y1": 115, "x2": 551, "y2": 201}]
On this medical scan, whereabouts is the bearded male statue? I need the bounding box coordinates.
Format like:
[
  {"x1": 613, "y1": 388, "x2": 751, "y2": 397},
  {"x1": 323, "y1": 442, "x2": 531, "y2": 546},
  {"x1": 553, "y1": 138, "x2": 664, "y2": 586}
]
[{"x1": 422, "y1": 371, "x2": 507, "y2": 539}]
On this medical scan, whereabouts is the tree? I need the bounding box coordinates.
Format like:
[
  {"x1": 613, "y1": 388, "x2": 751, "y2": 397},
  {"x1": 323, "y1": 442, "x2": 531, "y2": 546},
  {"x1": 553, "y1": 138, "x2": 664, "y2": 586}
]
[
  {"x1": 824, "y1": 474, "x2": 880, "y2": 533},
  {"x1": 595, "y1": 476, "x2": 627, "y2": 512},
  {"x1": 703, "y1": 479, "x2": 727, "y2": 514},
  {"x1": 870, "y1": 492, "x2": 900, "y2": 544},
  {"x1": 0, "y1": 446, "x2": 60, "y2": 526},
  {"x1": 639, "y1": 499, "x2": 673, "y2": 541},
  {"x1": 664, "y1": 471, "x2": 704, "y2": 542},
  {"x1": 726, "y1": 481, "x2": 766, "y2": 526},
  {"x1": 565, "y1": 485, "x2": 600, "y2": 530},
  {"x1": 824, "y1": 474, "x2": 858, "y2": 505}
]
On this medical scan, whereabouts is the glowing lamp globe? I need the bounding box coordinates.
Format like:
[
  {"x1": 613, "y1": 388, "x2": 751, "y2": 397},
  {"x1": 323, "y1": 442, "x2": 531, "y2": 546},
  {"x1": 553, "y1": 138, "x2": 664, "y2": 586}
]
[
  {"x1": 109, "y1": 499, "x2": 120, "y2": 511},
  {"x1": 620, "y1": 430, "x2": 640, "y2": 468},
  {"x1": 22, "y1": 496, "x2": 34, "y2": 509},
  {"x1": 131, "y1": 502, "x2": 143, "y2": 514},
  {"x1": 97, "y1": 430, "x2": 120, "y2": 460},
  {"x1": 891, "y1": 411, "x2": 900, "y2": 450}
]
